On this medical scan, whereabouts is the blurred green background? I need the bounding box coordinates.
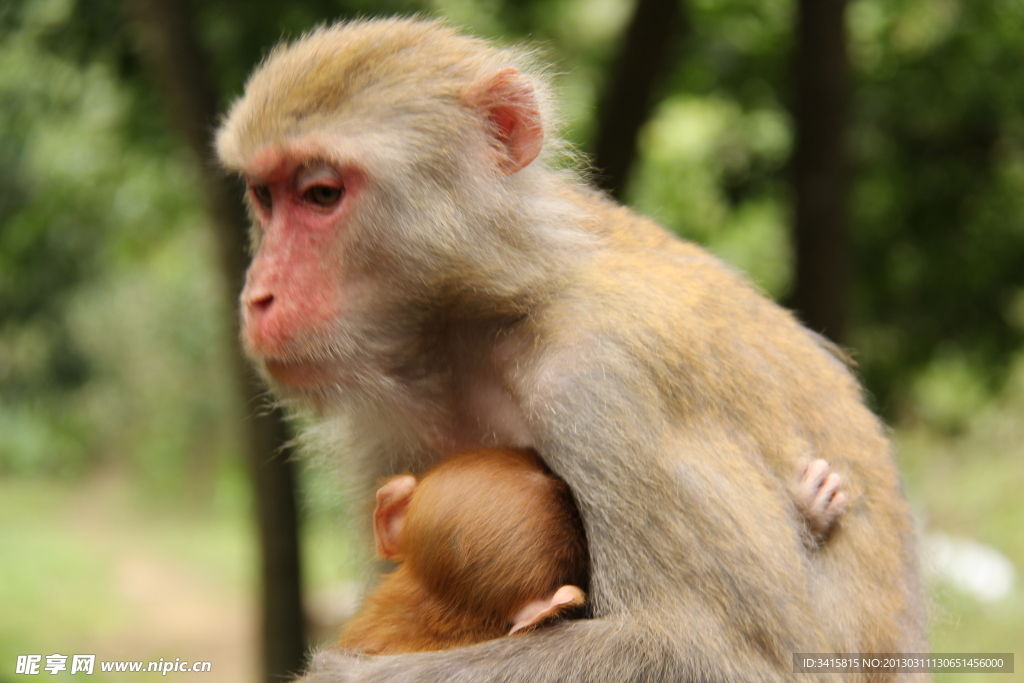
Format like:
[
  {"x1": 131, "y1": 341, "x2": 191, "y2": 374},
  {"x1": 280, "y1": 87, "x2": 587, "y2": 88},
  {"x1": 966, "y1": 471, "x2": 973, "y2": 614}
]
[{"x1": 1, "y1": 0, "x2": 1021, "y2": 681}]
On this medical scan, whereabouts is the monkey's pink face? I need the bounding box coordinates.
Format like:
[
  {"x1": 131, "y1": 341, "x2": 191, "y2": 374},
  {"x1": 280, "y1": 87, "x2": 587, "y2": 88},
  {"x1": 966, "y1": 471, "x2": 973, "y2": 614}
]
[{"x1": 240, "y1": 148, "x2": 366, "y2": 389}]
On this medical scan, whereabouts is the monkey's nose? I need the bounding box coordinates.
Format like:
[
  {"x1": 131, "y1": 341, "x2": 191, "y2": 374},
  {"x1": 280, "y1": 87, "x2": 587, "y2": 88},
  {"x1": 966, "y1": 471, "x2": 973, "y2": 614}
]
[{"x1": 246, "y1": 291, "x2": 275, "y2": 315}]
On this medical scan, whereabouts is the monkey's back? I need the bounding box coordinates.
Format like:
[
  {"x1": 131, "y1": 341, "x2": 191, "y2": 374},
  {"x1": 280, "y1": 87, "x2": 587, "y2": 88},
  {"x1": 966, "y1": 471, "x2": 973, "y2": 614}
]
[{"x1": 528, "y1": 189, "x2": 927, "y2": 662}]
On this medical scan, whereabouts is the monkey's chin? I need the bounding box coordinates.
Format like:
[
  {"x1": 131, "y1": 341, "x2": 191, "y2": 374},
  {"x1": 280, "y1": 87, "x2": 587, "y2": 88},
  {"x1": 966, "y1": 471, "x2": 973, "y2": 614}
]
[{"x1": 263, "y1": 358, "x2": 339, "y2": 390}]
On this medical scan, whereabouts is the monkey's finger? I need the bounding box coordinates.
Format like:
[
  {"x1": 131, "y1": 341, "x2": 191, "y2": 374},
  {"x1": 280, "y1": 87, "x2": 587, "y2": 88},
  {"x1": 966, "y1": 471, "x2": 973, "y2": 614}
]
[
  {"x1": 812, "y1": 472, "x2": 843, "y2": 512},
  {"x1": 801, "y1": 459, "x2": 830, "y2": 489},
  {"x1": 796, "y1": 459, "x2": 831, "y2": 506},
  {"x1": 551, "y1": 585, "x2": 585, "y2": 608},
  {"x1": 827, "y1": 490, "x2": 848, "y2": 517},
  {"x1": 509, "y1": 586, "x2": 586, "y2": 635}
]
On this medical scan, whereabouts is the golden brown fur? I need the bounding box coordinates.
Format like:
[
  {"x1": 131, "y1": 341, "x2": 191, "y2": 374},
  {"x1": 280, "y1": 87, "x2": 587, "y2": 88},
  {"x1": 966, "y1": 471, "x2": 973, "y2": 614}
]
[{"x1": 338, "y1": 448, "x2": 588, "y2": 654}]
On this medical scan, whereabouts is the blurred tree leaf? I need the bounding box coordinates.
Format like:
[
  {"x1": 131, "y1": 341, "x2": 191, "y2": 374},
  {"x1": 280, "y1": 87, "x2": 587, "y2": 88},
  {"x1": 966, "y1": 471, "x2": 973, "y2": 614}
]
[{"x1": 850, "y1": 0, "x2": 1024, "y2": 415}]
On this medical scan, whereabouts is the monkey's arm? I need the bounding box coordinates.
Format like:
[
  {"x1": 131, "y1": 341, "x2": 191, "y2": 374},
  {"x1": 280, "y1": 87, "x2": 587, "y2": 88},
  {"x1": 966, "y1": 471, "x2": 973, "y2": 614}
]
[
  {"x1": 302, "y1": 615, "x2": 790, "y2": 682},
  {"x1": 298, "y1": 361, "x2": 812, "y2": 682}
]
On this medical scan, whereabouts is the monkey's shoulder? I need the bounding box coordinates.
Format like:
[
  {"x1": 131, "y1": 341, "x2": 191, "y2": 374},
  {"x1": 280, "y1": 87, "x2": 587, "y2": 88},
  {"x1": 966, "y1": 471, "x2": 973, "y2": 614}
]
[
  {"x1": 533, "y1": 192, "x2": 865, "y2": 415},
  {"x1": 567, "y1": 194, "x2": 777, "y2": 331}
]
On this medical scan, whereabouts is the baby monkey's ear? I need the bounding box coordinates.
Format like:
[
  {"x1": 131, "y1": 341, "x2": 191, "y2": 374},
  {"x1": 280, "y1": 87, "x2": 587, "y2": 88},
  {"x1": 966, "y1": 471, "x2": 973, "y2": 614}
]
[
  {"x1": 509, "y1": 585, "x2": 586, "y2": 635},
  {"x1": 373, "y1": 475, "x2": 418, "y2": 561}
]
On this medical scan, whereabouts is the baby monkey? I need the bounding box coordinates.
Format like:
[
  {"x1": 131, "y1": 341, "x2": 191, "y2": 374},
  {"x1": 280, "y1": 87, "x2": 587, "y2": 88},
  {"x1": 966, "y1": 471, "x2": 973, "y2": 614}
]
[
  {"x1": 339, "y1": 448, "x2": 589, "y2": 654},
  {"x1": 339, "y1": 448, "x2": 846, "y2": 655}
]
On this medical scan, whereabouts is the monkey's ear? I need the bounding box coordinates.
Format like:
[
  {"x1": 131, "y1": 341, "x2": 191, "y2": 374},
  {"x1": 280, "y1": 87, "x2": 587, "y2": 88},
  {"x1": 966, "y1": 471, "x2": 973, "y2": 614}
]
[
  {"x1": 509, "y1": 585, "x2": 585, "y2": 635},
  {"x1": 374, "y1": 475, "x2": 417, "y2": 560},
  {"x1": 463, "y1": 68, "x2": 543, "y2": 175}
]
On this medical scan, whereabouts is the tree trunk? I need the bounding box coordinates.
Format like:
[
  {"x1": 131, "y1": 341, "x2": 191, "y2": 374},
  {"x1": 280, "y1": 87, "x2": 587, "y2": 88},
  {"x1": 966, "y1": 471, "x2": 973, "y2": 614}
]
[
  {"x1": 789, "y1": 0, "x2": 850, "y2": 343},
  {"x1": 592, "y1": 0, "x2": 686, "y2": 199},
  {"x1": 123, "y1": 2, "x2": 307, "y2": 680}
]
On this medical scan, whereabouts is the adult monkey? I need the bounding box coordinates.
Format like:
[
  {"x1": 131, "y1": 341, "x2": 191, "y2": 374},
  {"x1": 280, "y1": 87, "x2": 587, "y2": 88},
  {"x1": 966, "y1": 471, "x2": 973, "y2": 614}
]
[{"x1": 216, "y1": 18, "x2": 927, "y2": 682}]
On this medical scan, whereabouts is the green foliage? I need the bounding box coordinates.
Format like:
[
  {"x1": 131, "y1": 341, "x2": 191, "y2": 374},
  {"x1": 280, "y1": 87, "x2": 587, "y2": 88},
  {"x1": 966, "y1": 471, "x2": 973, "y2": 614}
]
[
  {"x1": 0, "y1": 1, "x2": 115, "y2": 473},
  {"x1": 849, "y1": 0, "x2": 1024, "y2": 414},
  {"x1": 621, "y1": 0, "x2": 792, "y2": 297},
  {"x1": 0, "y1": 0, "x2": 236, "y2": 485},
  {"x1": 632, "y1": 95, "x2": 792, "y2": 295}
]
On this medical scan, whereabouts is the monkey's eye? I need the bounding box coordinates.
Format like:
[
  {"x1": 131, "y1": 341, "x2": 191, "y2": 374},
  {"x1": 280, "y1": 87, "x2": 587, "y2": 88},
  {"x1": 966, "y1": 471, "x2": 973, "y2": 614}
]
[
  {"x1": 303, "y1": 185, "x2": 343, "y2": 208},
  {"x1": 251, "y1": 185, "x2": 273, "y2": 209}
]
